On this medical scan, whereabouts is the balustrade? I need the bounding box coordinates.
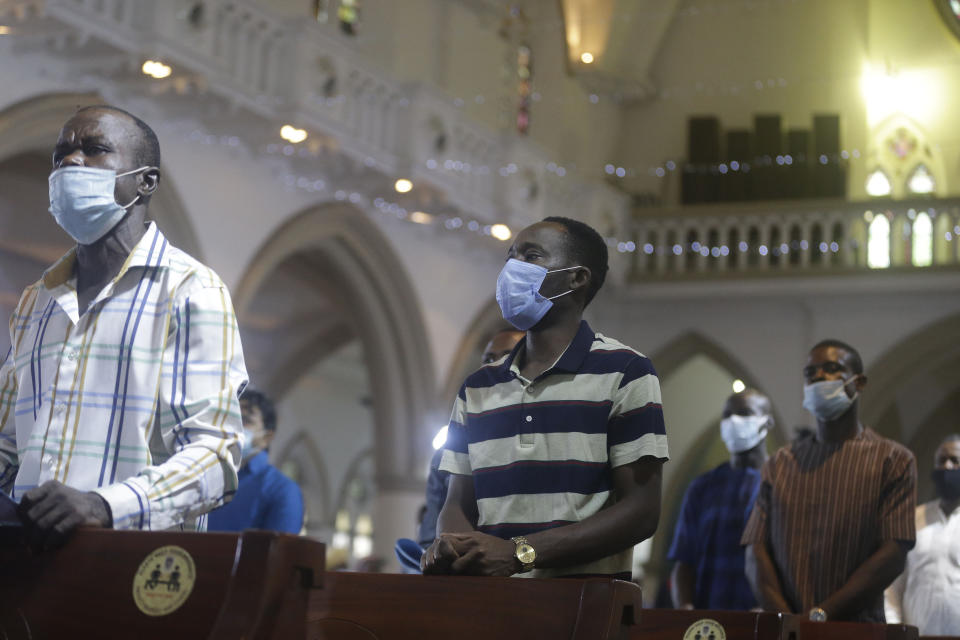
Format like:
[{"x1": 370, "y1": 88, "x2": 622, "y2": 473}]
[{"x1": 628, "y1": 199, "x2": 960, "y2": 280}]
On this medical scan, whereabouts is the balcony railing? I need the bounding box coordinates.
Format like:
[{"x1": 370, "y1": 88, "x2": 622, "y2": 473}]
[{"x1": 627, "y1": 198, "x2": 960, "y2": 281}]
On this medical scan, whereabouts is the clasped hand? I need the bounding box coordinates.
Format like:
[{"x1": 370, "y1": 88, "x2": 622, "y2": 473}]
[
  {"x1": 17, "y1": 480, "x2": 112, "y2": 550},
  {"x1": 421, "y1": 532, "x2": 518, "y2": 576}
]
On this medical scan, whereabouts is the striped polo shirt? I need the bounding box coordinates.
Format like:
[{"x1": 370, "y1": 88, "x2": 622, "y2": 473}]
[{"x1": 440, "y1": 320, "x2": 669, "y2": 578}]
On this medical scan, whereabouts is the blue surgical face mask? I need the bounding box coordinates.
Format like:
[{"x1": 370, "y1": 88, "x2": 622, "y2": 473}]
[
  {"x1": 495, "y1": 258, "x2": 580, "y2": 331},
  {"x1": 802, "y1": 378, "x2": 858, "y2": 422},
  {"x1": 241, "y1": 427, "x2": 257, "y2": 459},
  {"x1": 48, "y1": 165, "x2": 149, "y2": 245}
]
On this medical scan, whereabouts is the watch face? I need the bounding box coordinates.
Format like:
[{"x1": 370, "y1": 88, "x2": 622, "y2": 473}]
[{"x1": 516, "y1": 543, "x2": 536, "y2": 564}]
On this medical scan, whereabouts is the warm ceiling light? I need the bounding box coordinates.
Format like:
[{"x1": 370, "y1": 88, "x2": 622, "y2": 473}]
[
  {"x1": 141, "y1": 60, "x2": 172, "y2": 79},
  {"x1": 580, "y1": 52, "x2": 594, "y2": 64},
  {"x1": 732, "y1": 379, "x2": 746, "y2": 393},
  {"x1": 410, "y1": 211, "x2": 433, "y2": 225},
  {"x1": 0, "y1": 26, "x2": 10, "y2": 35},
  {"x1": 490, "y1": 223, "x2": 512, "y2": 241},
  {"x1": 280, "y1": 124, "x2": 308, "y2": 143},
  {"x1": 394, "y1": 178, "x2": 413, "y2": 193}
]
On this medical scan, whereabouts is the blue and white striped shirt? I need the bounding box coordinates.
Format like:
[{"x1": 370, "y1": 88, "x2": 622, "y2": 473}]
[
  {"x1": 440, "y1": 320, "x2": 669, "y2": 578},
  {"x1": 0, "y1": 223, "x2": 247, "y2": 531}
]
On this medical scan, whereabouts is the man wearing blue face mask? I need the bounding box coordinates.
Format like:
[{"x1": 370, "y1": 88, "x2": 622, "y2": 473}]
[
  {"x1": 208, "y1": 389, "x2": 303, "y2": 534},
  {"x1": 742, "y1": 339, "x2": 916, "y2": 623},
  {"x1": 0, "y1": 105, "x2": 247, "y2": 547},
  {"x1": 422, "y1": 217, "x2": 668, "y2": 579},
  {"x1": 668, "y1": 389, "x2": 771, "y2": 611}
]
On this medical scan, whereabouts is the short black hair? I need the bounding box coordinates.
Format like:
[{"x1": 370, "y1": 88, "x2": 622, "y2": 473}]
[
  {"x1": 811, "y1": 338, "x2": 864, "y2": 374},
  {"x1": 240, "y1": 388, "x2": 278, "y2": 432},
  {"x1": 77, "y1": 104, "x2": 161, "y2": 168},
  {"x1": 542, "y1": 216, "x2": 608, "y2": 306}
]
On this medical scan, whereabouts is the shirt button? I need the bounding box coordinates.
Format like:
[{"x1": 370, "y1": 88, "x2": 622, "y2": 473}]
[
  {"x1": 55, "y1": 403, "x2": 66, "y2": 415},
  {"x1": 525, "y1": 415, "x2": 533, "y2": 423},
  {"x1": 67, "y1": 350, "x2": 78, "y2": 361},
  {"x1": 43, "y1": 455, "x2": 54, "y2": 468}
]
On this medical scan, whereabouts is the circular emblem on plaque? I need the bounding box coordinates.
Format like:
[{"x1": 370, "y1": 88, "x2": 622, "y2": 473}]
[
  {"x1": 132, "y1": 545, "x2": 196, "y2": 616},
  {"x1": 683, "y1": 618, "x2": 726, "y2": 640}
]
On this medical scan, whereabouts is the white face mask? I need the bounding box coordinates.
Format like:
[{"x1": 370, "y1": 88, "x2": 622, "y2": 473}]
[
  {"x1": 48, "y1": 165, "x2": 149, "y2": 244},
  {"x1": 720, "y1": 414, "x2": 770, "y2": 454},
  {"x1": 802, "y1": 379, "x2": 857, "y2": 422}
]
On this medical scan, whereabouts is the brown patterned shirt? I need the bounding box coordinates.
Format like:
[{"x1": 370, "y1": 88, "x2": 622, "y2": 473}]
[{"x1": 741, "y1": 427, "x2": 916, "y2": 622}]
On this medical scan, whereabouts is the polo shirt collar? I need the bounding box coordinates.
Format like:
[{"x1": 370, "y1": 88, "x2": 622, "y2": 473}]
[{"x1": 501, "y1": 320, "x2": 594, "y2": 377}]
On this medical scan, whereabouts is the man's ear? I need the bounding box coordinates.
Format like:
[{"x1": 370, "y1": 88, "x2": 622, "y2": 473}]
[
  {"x1": 571, "y1": 265, "x2": 592, "y2": 293},
  {"x1": 139, "y1": 167, "x2": 161, "y2": 197},
  {"x1": 854, "y1": 373, "x2": 868, "y2": 392}
]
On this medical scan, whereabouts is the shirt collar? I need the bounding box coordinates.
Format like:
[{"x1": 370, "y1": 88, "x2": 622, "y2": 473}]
[
  {"x1": 41, "y1": 222, "x2": 169, "y2": 290},
  {"x1": 501, "y1": 320, "x2": 594, "y2": 377},
  {"x1": 245, "y1": 450, "x2": 270, "y2": 474}
]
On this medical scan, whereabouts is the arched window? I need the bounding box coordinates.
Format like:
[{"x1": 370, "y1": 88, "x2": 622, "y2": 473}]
[
  {"x1": 906, "y1": 164, "x2": 936, "y2": 195},
  {"x1": 912, "y1": 211, "x2": 933, "y2": 266},
  {"x1": 868, "y1": 214, "x2": 890, "y2": 269}
]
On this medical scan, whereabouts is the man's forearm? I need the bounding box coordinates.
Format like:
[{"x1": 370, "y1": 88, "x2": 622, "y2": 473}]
[
  {"x1": 749, "y1": 543, "x2": 791, "y2": 612},
  {"x1": 671, "y1": 561, "x2": 696, "y2": 608},
  {"x1": 819, "y1": 540, "x2": 906, "y2": 620}
]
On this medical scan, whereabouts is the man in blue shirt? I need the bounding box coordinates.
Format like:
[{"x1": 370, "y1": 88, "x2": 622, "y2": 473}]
[
  {"x1": 208, "y1": 389, "x2": 303, "y2": 534},
  {"x1": 667, "y1": 389, "x2": 772, "y2": 610}
]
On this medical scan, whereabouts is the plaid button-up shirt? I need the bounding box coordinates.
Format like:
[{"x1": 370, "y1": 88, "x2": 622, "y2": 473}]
[{"x1": 0, "y1": 223, "x2": 247, "y2": 530}]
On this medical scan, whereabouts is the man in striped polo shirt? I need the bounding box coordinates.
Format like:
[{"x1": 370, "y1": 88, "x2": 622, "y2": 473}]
[{"x1": 422, "y1": 217, "x2": 668, "y2": 578}]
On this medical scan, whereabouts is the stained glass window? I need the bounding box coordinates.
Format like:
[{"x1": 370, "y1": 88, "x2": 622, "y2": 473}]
[
  {"x1": 868, "y1": 214, "x2": 890, "y2": 269},
  {"x1": 912, "y1": 211, "x2": 933, "y2": 267}
]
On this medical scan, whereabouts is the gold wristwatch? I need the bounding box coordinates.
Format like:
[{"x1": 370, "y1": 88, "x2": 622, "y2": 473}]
[
  {"x1": 808, "y1": 607, "x2": 827, "y2": 622},
  {"x1": 510, "y1": 536, "x2": 536, "y2": 573}
]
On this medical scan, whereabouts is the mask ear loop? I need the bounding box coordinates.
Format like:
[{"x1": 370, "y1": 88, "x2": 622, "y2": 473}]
[
  {"x1": 115, "y1": 166, "x2": 154, "y2": 209},
  {"x1": 543, "y1": 265, "x2": 584, "y2": 301}
]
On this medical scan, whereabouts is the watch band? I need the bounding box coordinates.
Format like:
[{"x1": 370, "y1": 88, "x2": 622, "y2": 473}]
[{"x1": 808, "y1": 607, "x2": 827, "y2": 622}]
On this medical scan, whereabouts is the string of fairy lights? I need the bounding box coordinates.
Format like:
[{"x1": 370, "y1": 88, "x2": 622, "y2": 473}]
[{"x1": 12, "y1": 0, "x2": 955, "y2": 262}]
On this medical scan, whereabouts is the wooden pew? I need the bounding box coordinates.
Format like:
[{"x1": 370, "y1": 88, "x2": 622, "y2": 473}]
[
  {"x1": 636, "y1": 608, "x2": 919, "y2": 640},
  {"x1": 307, "y1": 571, "x2": 643, "y2": 640},
  {"x1": 0, "y1": 528, "x2": 324, "y2": 639}
]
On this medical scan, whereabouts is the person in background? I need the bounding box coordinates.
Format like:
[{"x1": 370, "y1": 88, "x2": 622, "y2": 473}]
[
  {"x1": 885, "y1": 434, "x2": 960, "y2": 634},
  {"x1": 208, "y1": 389, "x2": 303, "y2": 534},
  {"x1": 424, "y1": 216, "x2": 668, "y2": 579},
  {"x1": 416, "y1": 328, "x2": 525, "y2": 548},
  {"x1": 743, "y1": 339, "x2": 916, "y2": 622},
  {"x1": 669, "y1": 389, "x2": 772, "y2": 610}
]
